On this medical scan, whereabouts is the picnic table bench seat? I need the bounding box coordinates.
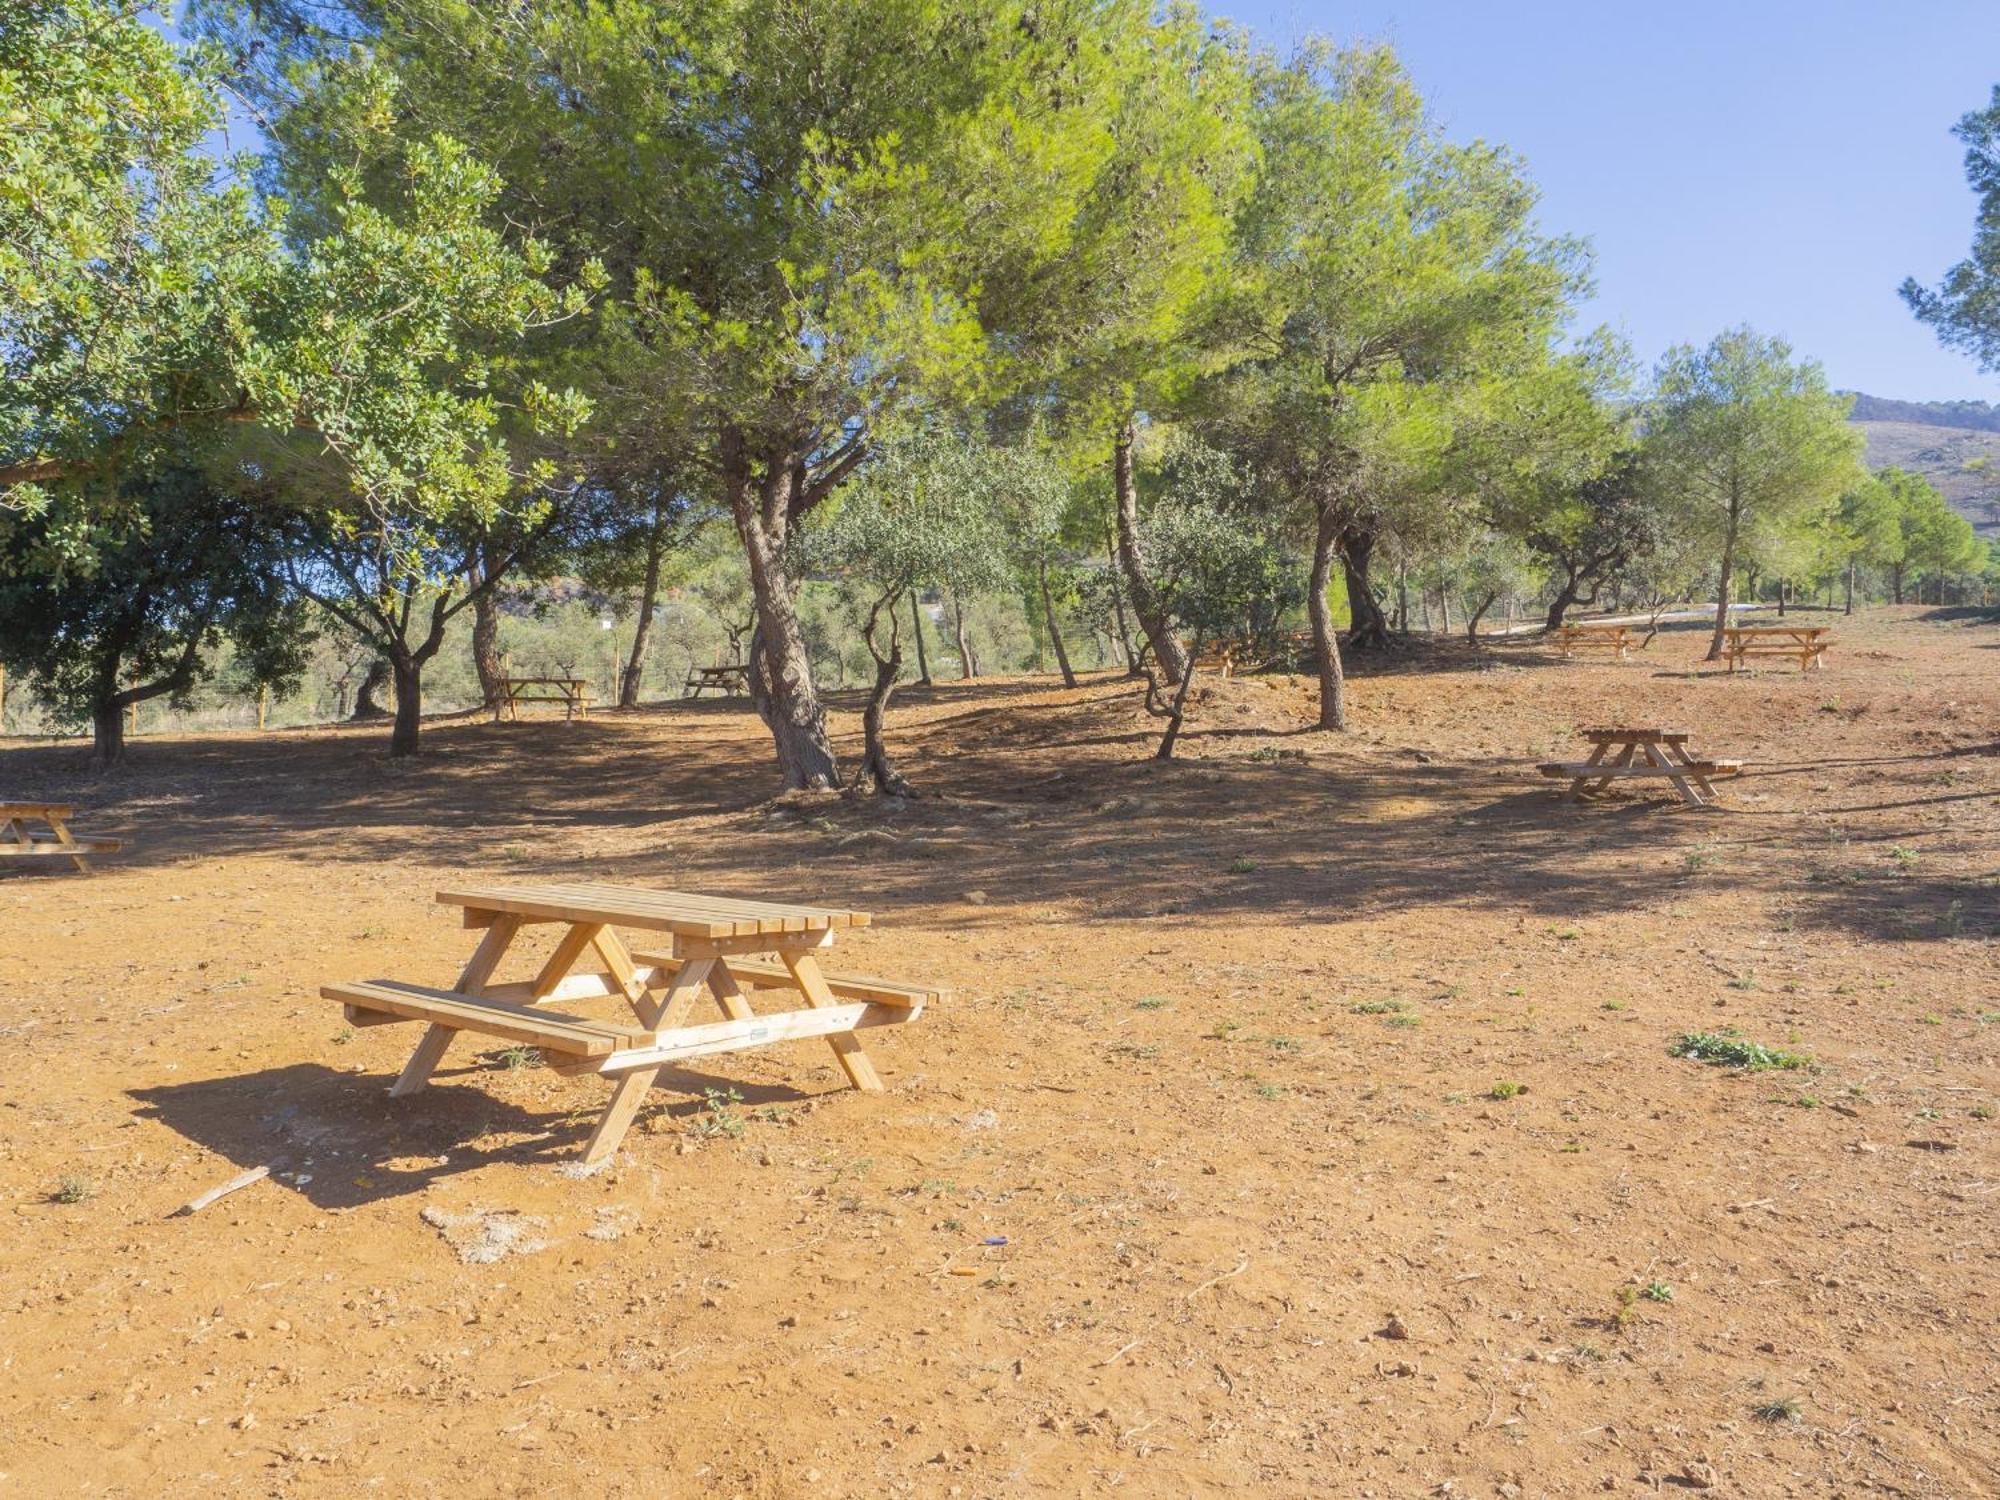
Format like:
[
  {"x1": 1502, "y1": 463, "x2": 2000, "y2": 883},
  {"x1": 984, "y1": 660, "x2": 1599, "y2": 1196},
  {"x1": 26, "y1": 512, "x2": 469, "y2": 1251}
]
[
  {"x1": 1538, "y1": 759, "x2": 1741, "y2": 780},
  {"x1": 1722, "y1": 626, "x2": 1831, "y2": 673},
  {"x1": 492, "y1": 677, "x2": 593, "y2": 721},
  {"x1": 630, "y1": 950, "x2": 942, "y2": 1008},
  {"x1": 683, "y1": 664, "x2": 750, "y2": 698},
  {"x1": 328, "y1": 978, "x2": 654, "y2": 1054}
]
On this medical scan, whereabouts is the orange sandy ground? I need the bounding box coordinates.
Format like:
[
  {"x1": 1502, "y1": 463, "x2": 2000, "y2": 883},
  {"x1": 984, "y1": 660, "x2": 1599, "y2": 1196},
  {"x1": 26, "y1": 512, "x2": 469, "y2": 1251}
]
[{"x1": 1, "y1": 607, "x2": 1995, "y2": 1498}]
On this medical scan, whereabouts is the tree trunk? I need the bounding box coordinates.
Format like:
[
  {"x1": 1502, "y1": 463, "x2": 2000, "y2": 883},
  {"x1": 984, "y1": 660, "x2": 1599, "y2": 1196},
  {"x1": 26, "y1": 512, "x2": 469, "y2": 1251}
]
[
  {"x1": 854, "y1": 594, "x2": 909, "y2": 795},
  {"x1": 1776, "y1": 577, "x2": 1787, "y2": 617},
  {"x1": 352, "y1": 658, "x2": 391, "y2": 720},
  {"x1": 1153, "y1": 649, "x2": 1199, "y2": 760},
  {"x1": 1437, "y1": 587, "x2": 1452, "y2": 636},
  {"x1": 1106, "y1": 531, "x2": 1141, "y2": 677},
  {"x1": 1040, "y1": 560, "x2": 1077, "y2": 689},
  {"x1": 1111, "y1": 416, "x2": 1189, "y2": 684},
  {"x1": 469, "y1": 548, "x2": 505, "y2": 709},
  {"x1": 1706, "y1": 499, "x2": 1741, "y2": 661},
  {"x1": 1891, "y1": 563, "x2": 1904, "y2": 605},
  {"x1": 1466, "y1": 590, "x2": 1499, "y2": 642},
  {"x1": 1542, "y1": 569, "x2": 1588, "y2": 633},
  {"x1": 725, "y1": 428, "x2": 840, "y2": 789},
  {"x1": 909, "y1": 593, "x2": 932, "y2": 686},
  {"x1": 389, "y1": 655, "x2": 423, "y2": 757},
  {"x1": 1845, "y1": 561, "x2": 1855, "y2": 615},
  {"x1": 1395, "y1": 561, "x2": 1409, "y2": 633},
  {"x1": 621, "y1": 509, "x2": 669, "y2": 708},
  {"x1": 951, "y1": 593, "x2": 976, "y2": 680},
  {"x1": 1340, "y1": 525, "x2": 1390, "y2": 649},
  {"x1": 91, "y1": 700, "x2": 126, "y2": 766},
  {"x1": 1308, "y1": 506, "x2": 1349, "y2": 731}
]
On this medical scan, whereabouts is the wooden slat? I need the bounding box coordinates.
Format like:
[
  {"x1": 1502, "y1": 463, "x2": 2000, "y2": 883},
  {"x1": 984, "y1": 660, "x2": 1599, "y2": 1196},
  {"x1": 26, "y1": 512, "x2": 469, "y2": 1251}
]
[
  {"x1": 436, "y1": 882, "x2": 870, "y2": 937},
  {"x1": 1538, "y1": 763, "x2": 1736, "y2": 780},
  {"x1": 0, "y1": 804, "x2": 76, "y2": 818},
  {"x1": 0, "y1": 839, "x2": 122, "y2": 856},
  {"x1": 1579, "y1": 727, "x2": 1689, "y2": 743},
  {"x1": 552, "y1": 1002, "x2": 916, "y2": 1077},
  {"x1": 633, "y1": 952, "x2": 941, "y2": 1008},
  {"x1": 325, "y1": 980, "x2": 649, "y2": 1057}
]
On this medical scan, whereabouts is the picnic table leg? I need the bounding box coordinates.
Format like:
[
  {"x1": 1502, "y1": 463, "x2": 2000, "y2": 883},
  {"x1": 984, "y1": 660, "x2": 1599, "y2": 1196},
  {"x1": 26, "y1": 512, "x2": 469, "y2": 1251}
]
[
  {"x1": 705, "y1": 961, "x2": 758, "y2": 1022},
  {"x1": 1661, "y1": 742, "x2": 1720, "y2": 804},
  {"x1": 531, "y1": 922, "x2": 604, "y2": 999},
  {"x1": 1640, "y1": 741, "x2": 1702, "y2": 807},
  {"x1": 1562, "y1": 741, "x2": 1611, "y2": 802},
  {"x1": 782, "y1": 948, "x2": 884, "y2": 1092},
  {"x1": 581, "y1": 1065, "x2": 662, "y2": 1165},
  {"x1": 43, "y1": 811, "x2": 89, "y2": 874},
  {"x1": 639, "y1": 954, "x2": 716, "y2": 1029},
  {"x1": 390, "y1": 912, "x2": 522, "y2": 1097}
]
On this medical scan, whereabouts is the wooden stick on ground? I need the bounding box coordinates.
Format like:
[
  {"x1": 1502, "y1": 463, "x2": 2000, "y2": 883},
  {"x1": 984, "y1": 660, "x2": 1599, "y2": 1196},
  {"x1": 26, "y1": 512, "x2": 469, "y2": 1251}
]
[{"x1": 171, "y1": 1164, "x2": 271, "y2": 1217}]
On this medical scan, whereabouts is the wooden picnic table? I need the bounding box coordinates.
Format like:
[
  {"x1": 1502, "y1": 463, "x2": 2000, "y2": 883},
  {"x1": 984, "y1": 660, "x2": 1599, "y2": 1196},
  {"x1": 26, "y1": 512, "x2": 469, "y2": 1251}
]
[
  {"x1": 325, "y1": 882, "x2": 938, "y2": 1165},
  {"x1": 0, "y1": 803, "x2": 122, "y2": 873},
  {"x1": 1722, "y1": 625, "x2": 1830, "y2": 673},
  {"x1": 1552, "y1": 623, "x2": 1633, "y2": 659},
  {"x1": 683, "y1": 663, "x2": 749, "y2": 699},
  {"x1": 493, "y1": 677, "x2": 593, "y2": 721},
  {"x1": 1537, "y1": 727, "x2": 1743, "y2": 808}
]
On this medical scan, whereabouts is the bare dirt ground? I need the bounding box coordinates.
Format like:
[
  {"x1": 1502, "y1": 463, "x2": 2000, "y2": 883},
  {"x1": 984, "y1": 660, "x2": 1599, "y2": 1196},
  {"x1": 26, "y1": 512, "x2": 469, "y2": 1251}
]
[{"x1": 2, "y1": 606, "x2": 1995, "y2": 1498}]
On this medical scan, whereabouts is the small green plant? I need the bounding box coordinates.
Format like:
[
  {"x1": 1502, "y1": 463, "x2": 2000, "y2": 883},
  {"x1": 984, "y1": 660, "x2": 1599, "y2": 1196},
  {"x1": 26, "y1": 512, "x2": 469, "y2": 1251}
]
[
  {"x1": 1981, "y1": 1012, "x2": 2000, "y2": 1025},
  {"x1": 53, "y1": 1175, "x2": 93, "y2": 1204},
  {"x1": 1671, "y1": 1029, "x2": 1812, "y2": 1071},
  {"x1": 1351, "y1": 998, "x2": 1405, "y2": 1015},
  {"x1": 1610, "y1": 1285, "x2": 1639, "y2": 1333},
  {"x1": 1572, "y1": 1343, "x2": 1605, "y2": 1363},
  {"x1": 1683, "y1": 850, "x2": 1712, "y2": 872},
  {"x1": 1252, "y1": 1083, "x2": 1284, "y2": 1100},
  {"x1": 1263, "y1": 1034, "x2": 1301, "y2": 1053},
  {"x1": 1489, "y1": 1080, "x2": 1526, "y2": 1100},
  {"x1": 1133, "y1": 995, "x2": 1172, "y2": 1011},
  {"x1": 1600, "y1": 1000, "x2": 1626, "y2": 1012},
  {"x1": 689, "y1": 1086, "x2": 747, "y2": 1140},
  {"x1": 1207, "y1": 1020, "x2": 1241, "y2": 1040},
  {"x1": 331, "y1": 1026, "x2": 355, "y2": 1046},
  {"x1": 1887, "y1": 845, "x2": 1918, "y2": 869},
  {"x1": 356, "y1": 925, "x2": 386, "y2": 940},
  {"x1": 1726, "y1": 972, "x2": 1758, "y2": 991},
  {"x1": 1917, "y1": 1013, "x2": 1942, "y2": 1026},
  {"x1": 1970, "y1": 1104, "x2": 1993, "y2": 1121},
  {"x1": 939, "y1": 1216, "x2": 963, "y2": 1232},
  {"x1": 1226, "y1": 856, "x2": 1257, "y2": 874},
  {"x1": 1384, "y1": 1013, "x2": 1421, "y2": 1030},
  {"x1": 1751, "y1": 1395, "x2": 1802, "y2": 1424},
  {"x1": 497, "y1": 1045, "x2": 543, "y2": 1070},
  {"x1": 1641, "y1": 1281, "x2": 1674, "y2": 1303},
  {"x1": 1549, "y1": 927, "x2": 1580, "y2": 942}
]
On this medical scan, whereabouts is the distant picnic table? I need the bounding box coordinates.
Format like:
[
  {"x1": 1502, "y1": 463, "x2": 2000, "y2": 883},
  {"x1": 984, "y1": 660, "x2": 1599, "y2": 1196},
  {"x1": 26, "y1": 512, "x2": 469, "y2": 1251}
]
[
  {"x1": 492, "y1": 677, "x2": 592, "y2": 721},
  {"x1": 325, "y1": 882, "x2": 938, "y2": 1165},
  {"x1": 1538, "y1": 727, "x2": 1742, "y2": 809},
  {"x1": 683, "y1": 663, "x2": 749, "y2": 698},
  {"x1": 1552, "y1": 623, "x2": 1633, "y2": 659},
  {"x1": 1722, "y1": 625, "x2": 1830, "y2": 673},
  {"x1": 0, "y1": 803, "x2": 121, "y2": 874}
]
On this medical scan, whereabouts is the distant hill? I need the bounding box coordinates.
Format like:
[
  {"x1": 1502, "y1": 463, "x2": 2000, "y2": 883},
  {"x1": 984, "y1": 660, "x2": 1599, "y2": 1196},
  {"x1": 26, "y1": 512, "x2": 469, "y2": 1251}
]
[{"x1": 1844, "y1": 392, "x2": 2000, "y2": 534}]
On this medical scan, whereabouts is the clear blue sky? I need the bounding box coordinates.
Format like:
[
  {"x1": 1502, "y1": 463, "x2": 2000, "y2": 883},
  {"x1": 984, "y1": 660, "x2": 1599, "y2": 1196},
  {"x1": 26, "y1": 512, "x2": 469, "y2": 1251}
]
[{"x1": 1228, "y1": 0, "x2": 2000, "y2": 402}]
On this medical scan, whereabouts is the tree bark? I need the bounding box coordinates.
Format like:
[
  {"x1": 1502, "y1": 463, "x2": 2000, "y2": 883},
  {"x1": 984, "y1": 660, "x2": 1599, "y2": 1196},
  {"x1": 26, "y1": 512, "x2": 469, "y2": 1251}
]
[
  {"x1": 854, "y1": 592, "x2": 910, "y2": 795},
  {"x1": 725, "y1": 427, "x2": 840, "y2": 789},
  {"x1": 1111, "y1": 416, "x2": 1189, "y2": 685},
  {"x1": 91, "y1": 700, "x2": 125, "y2": 766},
  {"x1": 1340, "y1": 525, "x2": 1390, "y2": 650},
  {"x1": 622, "y1": 508, "x2": 669, "y2": 708},
  {"x1": 1706, "y1": 494, "x2": 1741, "y2": 661},
  {"x1": 1891, "y1": 563, "x2": 1904, "y2": 605},
  {"x1": 1308, "y1": 506, "x2": 1349, "y2": 731},
  {"x1": 1542, "y1": 570, "x2": 1587, "y2": 633},
  {"x1": 469, "y1": 547, "x2": 505, "y2": 709},
  {"x1": 1106, "y1": 531, "x2": 1140, "y2": 677},
  {"x1": 1151, "y1": 650, "x2": 1199, "y2": 760},
  {"x1": 908, "y1": 592, "x2": 932, "y2": 687},
  {"x1": 1437, "y1": 587, "x2": 1452, "y2": 636},
  {"x1": 951, "y1": 592, "x2": 976, "y2": 680},
  {"x1": 1466, "y1": 590, "x2": 1499, "y2": 642},
  {"x1": 1844, "y1": 561, "x2": 1855, "y2": 615},
  {"x1": 1040, "y1": 559, "x2": 1077, "y2": 688},
  {"x1": 351, "y1": 658, "x2": 391, "y2": 720},
  {"x1": 389, "y1": 655, "x2": 423, "y2": 758},
  {"x1": 1776, "y1": 577, "x2": 1788, "y2": 617}
]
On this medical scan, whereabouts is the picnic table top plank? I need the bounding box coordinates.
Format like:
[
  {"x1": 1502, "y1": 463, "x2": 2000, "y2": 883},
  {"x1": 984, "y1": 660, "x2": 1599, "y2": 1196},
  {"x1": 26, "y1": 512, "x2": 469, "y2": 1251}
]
[
  {"x1": 436, "y1": 881, "x2": 871, "y2": 937},
  {"x1": 1580, "y1": 727, "x2": 1690, "y2": 743},
  {"x1": 0, "y1": 803, "x2": 77, "y2": 818},
  {"x1": 690, "y1": 664, "x2": 748, "y2": 676},
  {"x1": 1723, "y1": 625, "x2": 1831, "y2": 639}
]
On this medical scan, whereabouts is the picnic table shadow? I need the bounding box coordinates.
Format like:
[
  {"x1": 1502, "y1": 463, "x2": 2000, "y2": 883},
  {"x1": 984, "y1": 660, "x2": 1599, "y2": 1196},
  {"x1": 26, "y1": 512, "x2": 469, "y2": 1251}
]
[{"x1": 130, "y1": 1060, "x2": 825, "y2": 1209}]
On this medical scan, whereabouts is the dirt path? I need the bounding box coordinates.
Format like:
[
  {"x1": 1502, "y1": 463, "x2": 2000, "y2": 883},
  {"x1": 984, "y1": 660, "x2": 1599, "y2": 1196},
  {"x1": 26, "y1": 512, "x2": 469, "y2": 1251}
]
[{"x1": 1, "y1": 608, "x2": 1994, "y2": 1496}]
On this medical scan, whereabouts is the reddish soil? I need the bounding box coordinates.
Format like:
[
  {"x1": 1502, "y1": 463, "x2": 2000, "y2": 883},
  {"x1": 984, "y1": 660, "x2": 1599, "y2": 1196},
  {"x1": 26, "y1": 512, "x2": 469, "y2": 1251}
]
[{"x1": 1, "y1": 607, "x2": 1995, "y2": 1497}]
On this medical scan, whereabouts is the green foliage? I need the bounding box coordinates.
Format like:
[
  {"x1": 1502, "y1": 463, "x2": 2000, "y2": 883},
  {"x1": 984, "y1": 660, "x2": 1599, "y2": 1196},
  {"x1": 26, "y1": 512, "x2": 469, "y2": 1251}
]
[
  {"x1": 0, "y1": 462, "x2": 314, "y2": 754},
  {"x1": 1670, "y1": 1029, "x2": 1814, "y2": 1071},
  {"x1": 2, "y1": 3, "x2": 593, "y2": 552},
  {"x1": 1903, "y1": 85, "x2": 2000, "y2": 372}
]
